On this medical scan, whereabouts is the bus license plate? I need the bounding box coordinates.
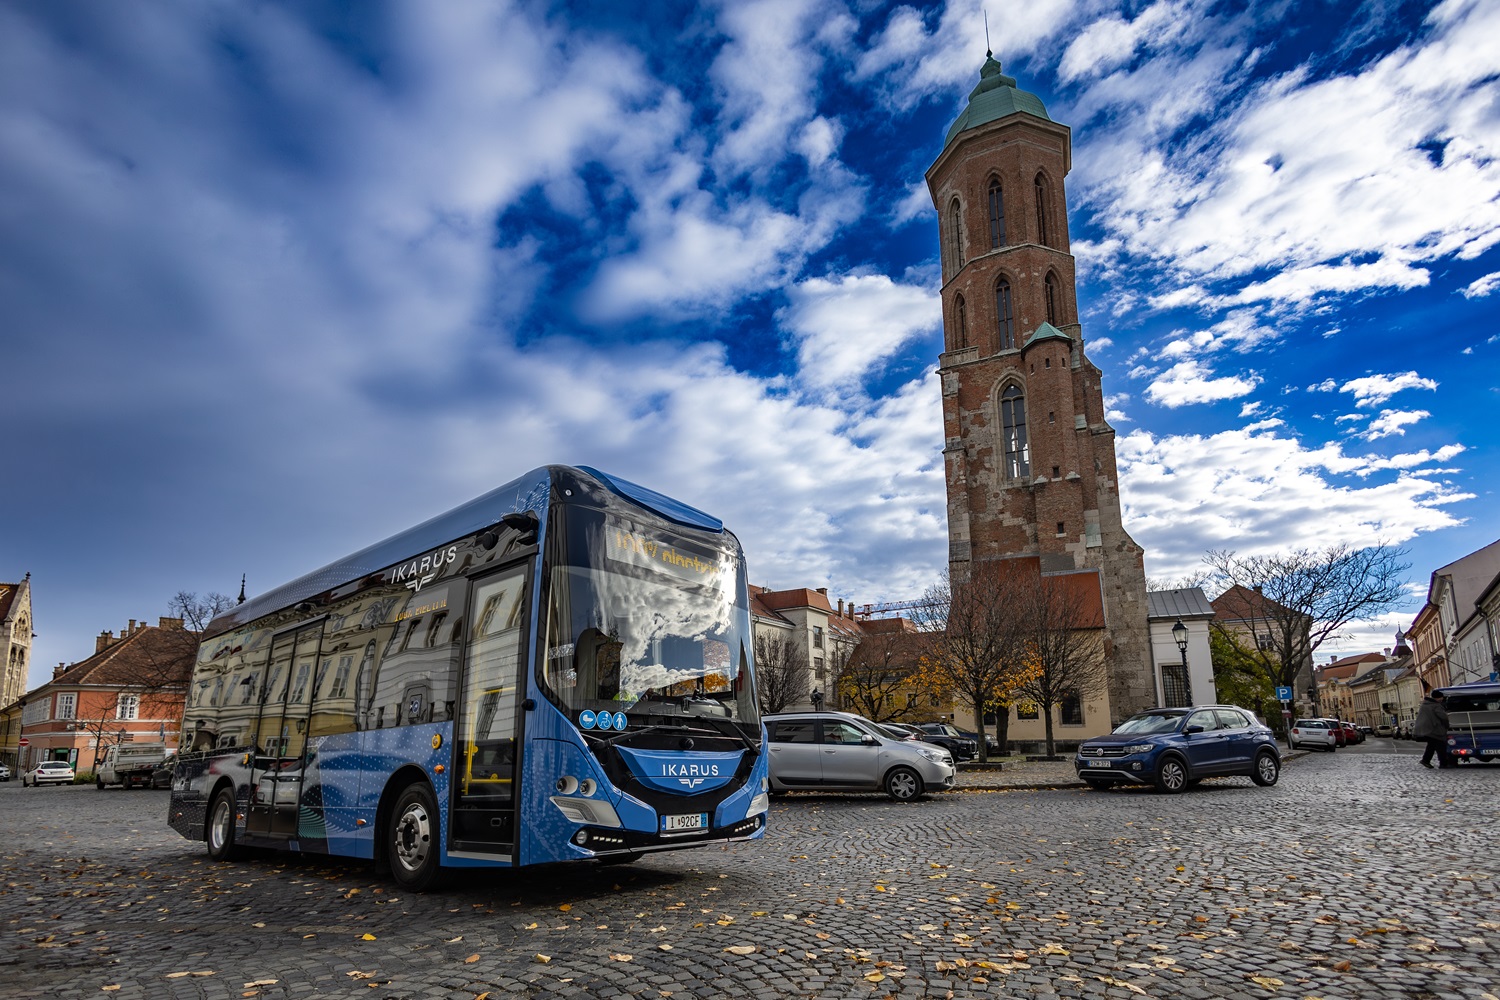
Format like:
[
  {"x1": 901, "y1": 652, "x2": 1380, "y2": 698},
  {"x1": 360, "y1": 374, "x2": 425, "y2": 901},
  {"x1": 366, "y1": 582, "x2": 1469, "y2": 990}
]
[
  {"x1": 662, "y1": 813, "x2": 707, "y2": 833},
  {"x1": 1087, "y1": 760, "x2": 1111, "y2": 768}
]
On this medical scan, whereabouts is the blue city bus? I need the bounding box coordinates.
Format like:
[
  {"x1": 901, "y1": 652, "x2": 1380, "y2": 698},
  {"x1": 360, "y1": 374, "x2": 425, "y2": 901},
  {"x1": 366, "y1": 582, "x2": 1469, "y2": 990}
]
[
  {"x1": 1439, "y1": 681, "x2": 1500, "y2": 765},
  {"x1": 168, "y1": 466, "x2": 768, "y2": 889}
]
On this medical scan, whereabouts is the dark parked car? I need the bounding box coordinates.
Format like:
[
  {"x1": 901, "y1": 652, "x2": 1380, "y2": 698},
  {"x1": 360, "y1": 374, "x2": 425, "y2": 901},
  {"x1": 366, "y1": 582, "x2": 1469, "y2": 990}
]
[
  {"x1": 916, "y1": 723, "x2": 978, "y2": 761},
  {"x1": 957, "y1": 729, "x2": 1002, "y2": 756},
  {"x1": 150, "y1": 753, "x2": 178, "y2": 789},
  {"x1": 1074, "y1": 705, "x2": 1281, "y2": 794}
]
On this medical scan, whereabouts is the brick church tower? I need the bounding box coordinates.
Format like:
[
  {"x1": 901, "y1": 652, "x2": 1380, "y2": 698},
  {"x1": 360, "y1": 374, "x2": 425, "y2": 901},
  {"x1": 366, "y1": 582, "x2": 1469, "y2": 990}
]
[{"x1": 926, "y1": 53, "x2": 1154, "y2": 721}]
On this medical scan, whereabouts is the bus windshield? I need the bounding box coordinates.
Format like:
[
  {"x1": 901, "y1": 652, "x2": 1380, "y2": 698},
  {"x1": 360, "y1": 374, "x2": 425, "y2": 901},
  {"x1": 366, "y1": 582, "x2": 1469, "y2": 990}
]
[{"x1": 543, "y1": 508, "x2": 759, "y2": 728}]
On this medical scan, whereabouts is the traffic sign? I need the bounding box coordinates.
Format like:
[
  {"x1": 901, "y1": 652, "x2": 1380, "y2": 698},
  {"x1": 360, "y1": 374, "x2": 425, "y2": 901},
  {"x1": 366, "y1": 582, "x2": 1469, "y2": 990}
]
[
  {"x1": 18, "y1": 737, "x2": 29, "y2": 747},
  {"x1": 1276, "y1": 686, "x2": 1294, "y2": 702}
]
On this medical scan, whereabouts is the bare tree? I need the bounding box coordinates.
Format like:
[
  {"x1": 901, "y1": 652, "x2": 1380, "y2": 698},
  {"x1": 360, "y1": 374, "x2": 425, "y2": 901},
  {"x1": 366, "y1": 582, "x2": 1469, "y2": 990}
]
[
  {"x1": 170, "y1": 590, "x2": 237, "y2": 633},
  {"x1": 910, "y1": 560, "x2": 1035, "y2": 763},
  {"x1": 68, "y1": 712, "x2": 131, "y2": 771},
  {"x1": 754, "y1": 631, "x2": 809, "y2": 715},
  {"x1": 1204, "y1": 543, "x2": 1409, "y2": 710},
  {"x1": 1011, "y1": 573, "x2": 1109, "y2": 758},
  {"x1": 838, "y1": 623, "x2": 925, "y2": 723},
  {"x1": 108, "y1": 592, "x2": 235, "y2": 696}
]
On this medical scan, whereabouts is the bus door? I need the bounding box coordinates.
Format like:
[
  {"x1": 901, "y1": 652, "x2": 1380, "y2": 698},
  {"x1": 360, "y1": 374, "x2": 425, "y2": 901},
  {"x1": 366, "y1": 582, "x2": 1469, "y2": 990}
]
[
  {"x1": 450, "y1": 563, "x2": 530, "y2": 855},
  {"x1": 248, "y1": 618, "x2": 325, "y2": 839}
]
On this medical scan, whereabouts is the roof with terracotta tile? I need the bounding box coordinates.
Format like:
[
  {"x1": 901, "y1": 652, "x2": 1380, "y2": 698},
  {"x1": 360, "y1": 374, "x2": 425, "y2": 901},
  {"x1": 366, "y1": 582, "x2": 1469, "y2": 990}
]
[
  {"x1": 1211, "y1": 584, "x2": 1300, "y2": 622},
  {"x1": 754, "y1": 587, "x2": 835, "y2": 613},
  {"x1": 37, "y1": 621, "x2": 197, "y2": 694},
  {"x1": 0, "y1": 582, "x2": 21, "y2": 622}
]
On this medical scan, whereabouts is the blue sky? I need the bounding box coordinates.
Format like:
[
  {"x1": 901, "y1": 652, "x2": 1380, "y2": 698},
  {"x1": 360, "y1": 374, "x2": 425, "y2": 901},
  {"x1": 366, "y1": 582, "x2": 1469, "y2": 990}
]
[{"x1": 4, "y1": 0, "x2": 1497, "y2": 690}]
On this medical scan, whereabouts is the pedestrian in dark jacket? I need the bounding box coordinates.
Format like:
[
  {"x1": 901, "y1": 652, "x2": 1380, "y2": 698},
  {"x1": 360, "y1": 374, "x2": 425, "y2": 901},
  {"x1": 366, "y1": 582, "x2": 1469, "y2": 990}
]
[{"x1": 1413, "y1": 691, "x2": 1450, "y2": 768}]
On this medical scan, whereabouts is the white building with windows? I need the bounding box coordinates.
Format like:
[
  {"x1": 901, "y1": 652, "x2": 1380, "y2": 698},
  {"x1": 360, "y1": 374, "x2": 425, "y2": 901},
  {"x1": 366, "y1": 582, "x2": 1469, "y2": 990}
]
[{"x1": 1146, "y1": 588, "x2": 1217, "y2": 708}]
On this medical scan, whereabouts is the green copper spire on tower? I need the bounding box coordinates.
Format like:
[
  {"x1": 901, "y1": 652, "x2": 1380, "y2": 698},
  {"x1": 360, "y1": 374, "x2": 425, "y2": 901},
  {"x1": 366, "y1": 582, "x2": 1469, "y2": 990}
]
[{"x1": 942, "y1": 53, "x2": 1052, "y2": 148}]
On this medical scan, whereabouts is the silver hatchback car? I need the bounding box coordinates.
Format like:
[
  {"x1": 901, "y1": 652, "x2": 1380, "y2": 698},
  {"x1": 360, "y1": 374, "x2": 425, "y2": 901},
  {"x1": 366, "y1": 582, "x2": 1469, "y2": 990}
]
[{"x1": 764, "y1": 711, "x2": 956, "y2": 801}]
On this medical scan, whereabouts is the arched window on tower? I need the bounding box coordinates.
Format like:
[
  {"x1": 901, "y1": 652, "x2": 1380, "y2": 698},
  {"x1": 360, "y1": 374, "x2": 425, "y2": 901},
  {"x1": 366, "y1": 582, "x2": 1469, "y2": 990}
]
[
  {"x1": 954, "y1": 294, "x2": 968, "y2": 349},
  {"x1": 1044, "y1": 272, "x2": 1061, "y2": 325},
  {"x1": 988, "y1": 178, "x2": 1006, "y2": 248},
  {"x1": 1034, "y1": 173, "x2": 1051, "y2": 247},
  {"x1": 1000, "y1": 385, "x2": 1030, "y2": 480},
  {"x1": 948, "y1": 199, "x2": 965, "y2": 275},
  {"x1": 995, "y1": 279, "x2": 1015, "y2": 350}
]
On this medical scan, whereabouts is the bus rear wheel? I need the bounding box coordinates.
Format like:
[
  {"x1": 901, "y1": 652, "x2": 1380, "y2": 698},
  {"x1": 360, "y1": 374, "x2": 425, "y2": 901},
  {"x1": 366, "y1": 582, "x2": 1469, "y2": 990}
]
[
  {"x1": 388, "y1": 783, "x2": 447, "y2": 892},
  {"x1": 206, "y1": 787, "x2": 243, "y2": 861}
]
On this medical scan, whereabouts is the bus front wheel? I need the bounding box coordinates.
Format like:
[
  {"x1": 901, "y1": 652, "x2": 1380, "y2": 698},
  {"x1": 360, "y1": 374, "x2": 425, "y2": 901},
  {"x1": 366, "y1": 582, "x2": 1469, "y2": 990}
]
[{"x1": 388, "y1": 783, "x2": 447, "y2": 892}]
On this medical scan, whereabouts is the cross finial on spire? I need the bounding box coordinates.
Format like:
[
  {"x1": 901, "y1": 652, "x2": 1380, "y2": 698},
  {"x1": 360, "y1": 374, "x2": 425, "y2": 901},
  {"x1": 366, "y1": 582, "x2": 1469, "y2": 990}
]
[
  {"x1": 237, "y1": 574, "x2": 247, "y2": 605},
  {"x1": 985, "y1": 10, "x2": 991, "y2": 57}
]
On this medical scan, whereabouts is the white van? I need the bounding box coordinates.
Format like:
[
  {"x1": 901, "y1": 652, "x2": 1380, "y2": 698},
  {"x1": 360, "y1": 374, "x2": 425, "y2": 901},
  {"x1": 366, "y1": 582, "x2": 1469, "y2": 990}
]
[{"x1": 763, "y1": 711, "x2": 956, "y2": 801}]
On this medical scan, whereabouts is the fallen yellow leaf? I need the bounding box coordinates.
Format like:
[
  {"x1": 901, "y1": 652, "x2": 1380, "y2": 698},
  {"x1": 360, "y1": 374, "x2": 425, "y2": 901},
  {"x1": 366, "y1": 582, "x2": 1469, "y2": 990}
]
[
  {"x1": 558, "y1": 903, "x2": 572, "y2": 912},
  {"x1": 1250, "y1": 975, "x2": 1284, "y2": 990},
  {"x1": 535, "y1": 954, "x2": 552, "y2": 964},
  {"x1": 724, "y1": 945, "x2": 757, "y2": 955},
  {"x1": 360, "y1": 934, "x2": 377, "y2": 941},
  {"x1": 464, "y1": 954, "x2": 480, "y2": 964}
]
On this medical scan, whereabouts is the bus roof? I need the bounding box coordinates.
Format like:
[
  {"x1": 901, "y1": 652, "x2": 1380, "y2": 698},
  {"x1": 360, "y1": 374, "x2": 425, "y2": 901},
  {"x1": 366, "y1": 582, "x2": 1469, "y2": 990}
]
[{"x1": 206, "y1": 465, "x2": 724, "y2": 638}]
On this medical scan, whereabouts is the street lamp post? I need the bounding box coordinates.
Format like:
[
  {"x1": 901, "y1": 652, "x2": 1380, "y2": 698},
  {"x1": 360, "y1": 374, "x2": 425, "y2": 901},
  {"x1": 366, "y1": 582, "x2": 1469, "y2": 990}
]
[{"x1": 1171, "y1": 619, "x2": 1194, "y2": 707}]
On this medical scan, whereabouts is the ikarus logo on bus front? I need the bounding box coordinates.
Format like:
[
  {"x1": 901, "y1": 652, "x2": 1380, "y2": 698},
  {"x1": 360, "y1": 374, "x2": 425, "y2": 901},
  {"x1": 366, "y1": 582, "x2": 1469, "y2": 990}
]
[
  {"x1": 389, "y1": 545, "x2": 457, "y2": 593},
  {"x1": 662, "y1": 762, "x2": 721, "y2": 789}
]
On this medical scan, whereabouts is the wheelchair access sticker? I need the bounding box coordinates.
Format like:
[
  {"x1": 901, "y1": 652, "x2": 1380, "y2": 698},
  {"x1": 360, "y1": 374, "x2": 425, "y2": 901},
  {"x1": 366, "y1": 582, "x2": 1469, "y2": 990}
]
[{"x1": 578, "y1": 710, "x2": 629, "y2": 731}]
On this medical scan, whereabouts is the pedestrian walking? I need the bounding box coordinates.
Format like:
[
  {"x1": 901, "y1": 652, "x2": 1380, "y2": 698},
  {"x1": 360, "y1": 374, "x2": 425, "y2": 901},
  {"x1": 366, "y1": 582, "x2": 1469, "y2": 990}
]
[{"x1": 1413, "y1": 689, "x2": 1450, "y2": 769}]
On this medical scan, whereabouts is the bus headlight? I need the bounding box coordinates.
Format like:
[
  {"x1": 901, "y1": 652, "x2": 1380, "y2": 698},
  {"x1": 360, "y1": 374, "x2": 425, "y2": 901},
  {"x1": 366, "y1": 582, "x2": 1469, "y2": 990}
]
[{"x1": 747, "y1": 793, "x2": 769, "y2": 816}]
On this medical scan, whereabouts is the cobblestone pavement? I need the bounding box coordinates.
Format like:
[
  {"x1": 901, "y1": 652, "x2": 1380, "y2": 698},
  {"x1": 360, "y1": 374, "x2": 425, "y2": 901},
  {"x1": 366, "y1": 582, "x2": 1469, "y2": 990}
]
[{"x1": 2, "y1": 751, "x2": 1495, "y2": 999}]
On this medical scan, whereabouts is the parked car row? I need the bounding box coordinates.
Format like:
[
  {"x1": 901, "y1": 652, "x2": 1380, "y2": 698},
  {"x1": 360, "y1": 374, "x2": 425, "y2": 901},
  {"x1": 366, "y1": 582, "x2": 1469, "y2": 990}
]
[
  {"x1": 2, "y1": 756, "x2": 180, "y2": 789},
  {"x1": 1287, "y1": 718, "x2": 1370, "y2": 751}
]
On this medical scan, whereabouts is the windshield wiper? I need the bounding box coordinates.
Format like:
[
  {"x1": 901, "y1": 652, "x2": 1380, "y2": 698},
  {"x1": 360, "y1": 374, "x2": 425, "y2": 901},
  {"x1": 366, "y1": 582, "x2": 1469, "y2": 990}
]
[{"x1": 681, "y1": 714, "x2": 761, "y2": 755}]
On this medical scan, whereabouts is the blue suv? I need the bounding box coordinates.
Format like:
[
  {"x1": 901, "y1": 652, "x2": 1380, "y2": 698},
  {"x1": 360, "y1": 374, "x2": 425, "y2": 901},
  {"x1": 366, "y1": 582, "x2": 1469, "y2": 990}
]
[{"x1": 1074, "y1": 705, "x2": 1281, "y2": 793}]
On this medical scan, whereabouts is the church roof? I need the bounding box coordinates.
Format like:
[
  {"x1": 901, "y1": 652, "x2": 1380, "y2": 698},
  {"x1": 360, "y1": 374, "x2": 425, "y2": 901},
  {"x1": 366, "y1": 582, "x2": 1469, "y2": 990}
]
[
  {"x1": 943, "y1": 54, "x2": 1052, "y2": 148},
  {"x1": 1023, "y1": 322, "x2": 1071, "y2": 348}
]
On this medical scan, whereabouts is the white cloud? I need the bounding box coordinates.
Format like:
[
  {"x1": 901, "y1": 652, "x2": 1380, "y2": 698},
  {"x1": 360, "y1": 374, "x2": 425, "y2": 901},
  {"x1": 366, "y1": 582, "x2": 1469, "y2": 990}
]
[
  {"x1": 1462, "y1": 271, "x2": 1500, "y2": 298},
  {"x1": 1340, "y1": 371, "x2": 1439, "y2": 407},
  {"x1": 1119, "y1": 424, "x2": 1472, "y2": 580},
  {"x1": 856, "y1": 0, "x2": 1086, "y2": 109},
  {"x1": 1144, "y1": 359, "x2": 1261, "y2": 407},
  {"x1": 777, "y1": 273, "x2": 941, "y2": 390},
  {"x1": 1238, "y1": 400, "x2": 1262, "y2": 417},
  {"x1": 1089, "y1": 336, "x2": 1114, "y2": 351},
  {"x1": 1075, "y1": 0, "x2": 1500, "y2": 314},
  {"x1": 1363, "y1": 408, "x2": 1429, "y2": 440},
  {"x1": 891, "y1": 181, "x2": 934, "y2": 226},
  {"x1": 1159, "y1": 310, "x2": 1278, "y2": 357},
  {"x1": 708, "y1": 0, "x2": 846, "y2": 178},
  {"x1": 1058, "y1": 2, "x2": 1191, "y2": 83},
  {"x1": 1308, "y1": 379, "x2": 1339, "y2": 393}
]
